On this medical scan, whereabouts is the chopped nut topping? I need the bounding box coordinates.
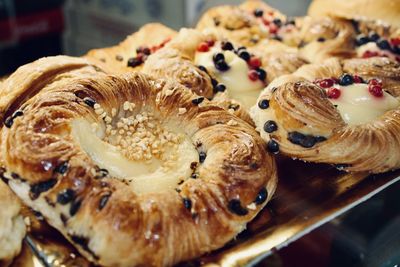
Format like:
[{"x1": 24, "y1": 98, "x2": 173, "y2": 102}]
[
  {"x1": 227, "y1": 119, "x2": 238, "y2": 126},
  {"x1": 178, "y1": 108, "x2": 187, "y2": 115},
  {"x1": 94, "y1": 101, "x2": 184, "y2": 171}
]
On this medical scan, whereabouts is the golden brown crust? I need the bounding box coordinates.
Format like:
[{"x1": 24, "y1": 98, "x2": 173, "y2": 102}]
[
  {"x1": 142, "y1": 29, "x2": 215, "y2": 100},
  {"x1": 2, "y1": 57, "x2": 277, "y2": 266},
  {"x1": 85, "y1": 23, "x2": 177, "y2": 74},
  {"x1": 250, "y1": 40, "x2": 309, "y2": 83},
  {"x1": 196, "y1": 0, "x2": 285, "y2": 47},
  {"x1": 0, "y1": 56, "x2": 110, "y2": 124},
  {"x1": 250, "y1": 57, "x2": 400, "y2": 173},
  {"x1": 308, "y1": 0, "x2": 400, "y2": 28},
  {"x1": 294, "y1": 17, "x2": 356, "y2": 62}
]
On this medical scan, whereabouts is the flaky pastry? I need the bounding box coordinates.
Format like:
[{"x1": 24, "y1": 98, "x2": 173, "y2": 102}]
[
  {"x1": 86, "y1": 23, "x2": 177, "y2": 73},
  {"x1": 0, "y1": 180, "x2": 26, "y2": 266},
  {"x1": 1, "y1": 57, "x2": 277, "y2": 267},
  {"x1": 250, "y1": 57, "x2": 400, "y2": 173},
  {"x1": 196, "y1": 0, "x2": 286, "y2": 47}
]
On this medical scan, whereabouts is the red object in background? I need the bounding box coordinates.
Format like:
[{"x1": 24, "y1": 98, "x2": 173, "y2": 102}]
[{"x1": 0, "y1": 8, "x2": 64, "y2": 42}]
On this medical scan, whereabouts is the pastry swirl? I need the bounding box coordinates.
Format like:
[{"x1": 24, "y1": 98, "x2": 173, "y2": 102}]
[
  {"x1": 1, "y1": 57, "x2": 277, "y2": 266},
  {"x1": 250, "y1": 57, "x2": 400, "y2": 173}
]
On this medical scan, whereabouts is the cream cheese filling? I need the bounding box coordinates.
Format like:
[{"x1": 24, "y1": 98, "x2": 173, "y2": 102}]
[
  {"x1": 329, "y1": 83, "x2": 399, "y2": 125},
  {"x1": 194, "y1": 46, "x2": 264, "y2": 109},
  {"x1": 71, "y1": 118, "x2": 198, "y2": 194}
]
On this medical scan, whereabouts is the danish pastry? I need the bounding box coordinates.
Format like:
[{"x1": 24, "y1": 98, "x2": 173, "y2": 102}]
[
  {"x1": 1, "y1": 58, "x2": 277, "y2": 266},
  {"x1": 196, "y1": 0, "x2": 286, "y2": 47},
  {"x1": 250, "y1": 57, "x2": 400, "y2": 173},
  {"x1": 308, "y1": 0, "x2": 400, "y2": 28},
  {"x1": 86, "y1": 23, "x2": 177, "y2": 73},
  {"x1": 0, "y1": 180, "x2": 26, "y2": 266}
]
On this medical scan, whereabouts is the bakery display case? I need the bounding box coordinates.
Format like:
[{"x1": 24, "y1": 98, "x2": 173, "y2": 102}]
[{"x1": 1, "y1": 0, "x2": 400, "y2": 266}]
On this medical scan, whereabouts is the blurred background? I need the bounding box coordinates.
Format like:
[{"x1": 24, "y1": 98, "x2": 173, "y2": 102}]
[{"x1": 0, "y1": 0, "x2": 312, "y2": 76}]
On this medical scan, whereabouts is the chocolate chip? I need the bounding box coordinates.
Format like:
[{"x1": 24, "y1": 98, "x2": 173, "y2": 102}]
[
  {"x1": 254, "y1": 188, "x2": 268, "y2": 205},
  {"x1": 183, "y1": 198, "x2": 192, "y2": 210},
  {"x1": 60, "y1": 214, "x2": 68, "y2": 226},
  {"x1": 317, "y1": 37, "x2": 326, "y2": 42},
  {"x1": 258, "y1": 99, "x2": 269, "y2": 109},
  {"x1": 54, "y1": 161, "x2": 69, "y2": 174},
  {"x1": 69, "y1": 199, "x2": 82, "y2": 216},
  {"x1": 198, "y1": 65, "x2": 208, "y2": 73},
  {"x1": 288, "y1": 131, "x2": 326, "y2": 148},
  {"x1": 228, "y1": 104, "x2": 239, "y2": 111},
  {"x1": 190, "y1": 173, "x2": 198, "y2": 179},
  {"x1": 30, "y1": 179, "x2": 58, "y2": 200},
  {"x1": 192, "y1": 97, "x2": 204, "y2": 105},
  {"x1": 199, "y1": 151, "x2": 206, "y2": 163},
  {"x1": 83, "y1": 97, "x2": 96, "y2": 108},
  {"x1": 228, "y1": 199, "x2": 248, "y2": 216},
  {"x1": 57, "y1": 189, "x2": 75, "y2": 205},
  {"x1": 267, "y1": 140, "x2": 279, "y2": 154},
  {"x1": 4, "y1": 116, "x2": 14, "y2": 128},
  {"x1": 70, "y1": 235, "x2": 99, "y2": 260}
]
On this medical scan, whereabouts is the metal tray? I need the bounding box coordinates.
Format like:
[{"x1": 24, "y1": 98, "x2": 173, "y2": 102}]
[{"x1": 10, "y1": 157, "x2": 400, "y2": 267}]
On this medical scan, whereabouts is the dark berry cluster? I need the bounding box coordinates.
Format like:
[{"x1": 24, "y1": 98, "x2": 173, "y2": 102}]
[
  {"x1": 127, "y1": 37, "x2": 171, "y2": 68},
  {"x1": 356, "y1": 32, "x2": 400, "y2": 61},
  {"x1": 315, "y1": 74, "x2": 384, "y2": 99}
]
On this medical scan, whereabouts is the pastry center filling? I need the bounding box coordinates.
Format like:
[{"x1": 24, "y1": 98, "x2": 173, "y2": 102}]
[
  {"x1": 318, "y1": 77, "x2": 399, "y2": 125},
  {"x1": 71, "y1": 102, "x2": 198, "y2": 194},
  {"x1": 194, "y1": 41, "x2": 265, "y2": 109}
]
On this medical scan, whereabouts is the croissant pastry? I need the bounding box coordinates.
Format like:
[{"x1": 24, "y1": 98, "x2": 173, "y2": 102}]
[
  {"x1": 1, "y1": 57, "x2": 277, "y2": 267},
  {"x1": 250, "y1": 57, "x2": 400, "y2": 173}
]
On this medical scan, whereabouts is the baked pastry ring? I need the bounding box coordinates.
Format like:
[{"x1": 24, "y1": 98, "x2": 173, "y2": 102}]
[
  {"x1": 86, "y1": 23, "x2": 177, "y2": 73},
  {"x1": 144, "y1": 28, "x2": 307, "y2": 121},
  {"x1": 250, "y1": 57, "x2": 400, "y2": 173},
  {"x1": 0, "y1": 180, "x2": 26, "y2": 266},
  {"x1": 282, "y1": 16, "x2": 356, "y2": 62},
  {"x1": 1, "y1": 59, "x2": 277, "y2": 266},
  {"x1": 196, "y1": 0, "x2": 286, "y2": 47}
]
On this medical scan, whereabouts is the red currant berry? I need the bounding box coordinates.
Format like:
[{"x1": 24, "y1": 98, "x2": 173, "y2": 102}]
[
  {"x1": 269, "y1": 24, "x2": 278, "y2": 34},
  {"x1": 248, "y1": 57, "x2": 262, "y2": 69},
  {"x1": 197, "y1": 42, "x2": 210, "y2": 52},
  {"x1": 368, "y1": 78, "x2": 382, "y2": 86},
  {"x1": 362, "y1": 50, "x2": 379, "y2": 58},
  {"x1": 327, "y1": 87, "x2": 341, "y2": 99},
  {"x1": 390, "y1": 37, "x2": 400, "y2": 46},
  {"x1": 353, "y1": 75, "x2": 363, "y2": 83},
  {"x1": 248, "y1": 70, "x2": 259, "y2": 81},
  {"x1": 206, "y1": 39, "x2": 215, "y2": 47},
  {"x1": 368, "y1": 85, "x2": 383, "y2": 97},
  {"x1": 318, "y1": 78, "x2": 334, "y2": 88}
]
